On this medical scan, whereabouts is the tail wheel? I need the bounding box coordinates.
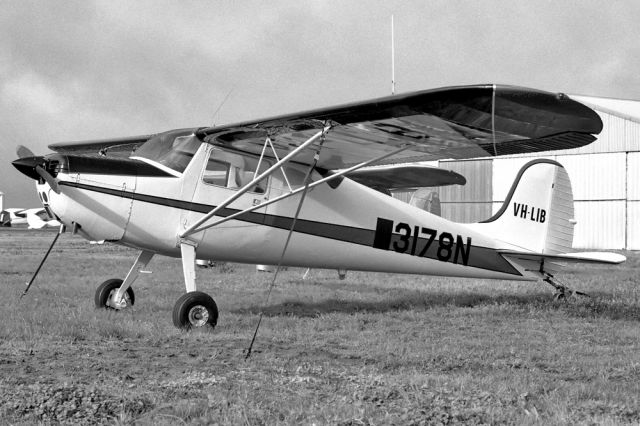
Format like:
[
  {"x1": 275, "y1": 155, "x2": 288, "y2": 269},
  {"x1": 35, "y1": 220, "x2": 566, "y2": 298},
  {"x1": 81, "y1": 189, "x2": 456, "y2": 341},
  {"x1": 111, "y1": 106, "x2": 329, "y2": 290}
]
[
  {"x1": 173, "y1": 291, "x2": 218, "y2": 330},
  {"x1": 95, "y1": 279, "x2": 135, "y2": 309}
]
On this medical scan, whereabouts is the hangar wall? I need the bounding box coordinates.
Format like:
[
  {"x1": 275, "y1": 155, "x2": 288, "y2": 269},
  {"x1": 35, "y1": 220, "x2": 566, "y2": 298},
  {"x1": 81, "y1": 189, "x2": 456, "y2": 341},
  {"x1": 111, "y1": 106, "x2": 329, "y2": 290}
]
[{"x1": 392, "y1": 96, "x2": 640, "y2": 250}]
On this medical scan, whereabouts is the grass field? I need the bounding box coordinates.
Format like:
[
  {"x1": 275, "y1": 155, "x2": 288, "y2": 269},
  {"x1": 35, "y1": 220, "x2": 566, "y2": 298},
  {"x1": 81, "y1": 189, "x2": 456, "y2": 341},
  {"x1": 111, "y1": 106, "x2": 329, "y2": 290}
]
[{"x1": 0, "y1": 228, "x2": 639, "y2": 425}]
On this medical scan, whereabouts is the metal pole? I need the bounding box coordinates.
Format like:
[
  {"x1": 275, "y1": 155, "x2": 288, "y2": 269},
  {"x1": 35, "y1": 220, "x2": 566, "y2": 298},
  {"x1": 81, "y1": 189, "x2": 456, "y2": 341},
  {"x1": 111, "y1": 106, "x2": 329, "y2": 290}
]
[
  {"x1": 21, "y1": 224, "x2": 65, "y2": 299},
  {"x1": 245, "y1": 139, "x2": 326, "y2": 359},
  {"x1": 391, "y1": 14, "x2": 395, "y2": 95}
]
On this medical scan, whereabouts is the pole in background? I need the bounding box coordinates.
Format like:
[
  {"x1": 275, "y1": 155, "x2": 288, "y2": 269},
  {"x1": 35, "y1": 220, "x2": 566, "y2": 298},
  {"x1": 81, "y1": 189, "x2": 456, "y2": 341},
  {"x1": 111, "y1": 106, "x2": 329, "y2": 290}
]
[{"x1": 391, "y1": 14, "x2": 395, "y2": 95}]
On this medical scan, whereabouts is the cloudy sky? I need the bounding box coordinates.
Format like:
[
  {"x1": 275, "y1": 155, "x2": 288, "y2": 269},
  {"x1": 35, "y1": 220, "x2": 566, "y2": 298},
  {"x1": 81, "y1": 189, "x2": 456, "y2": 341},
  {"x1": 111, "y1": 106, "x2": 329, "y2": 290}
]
[{"x1": 2, "y1": 0, "x2": 639, "y2": 207}]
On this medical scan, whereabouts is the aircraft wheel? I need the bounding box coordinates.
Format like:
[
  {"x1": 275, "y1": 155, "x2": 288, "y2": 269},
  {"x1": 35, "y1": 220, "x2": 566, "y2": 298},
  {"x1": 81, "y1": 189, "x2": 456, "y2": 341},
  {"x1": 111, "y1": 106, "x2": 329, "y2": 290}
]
[
  {"x1": 173, "y1": 291, "x2": 218, "y2": 330},
  {"x1": 95, "y1": 279, "x2": 135, "y2": 309},
  {"x1": 553, "y1": 291, "x2": 566, "y2": 302}
]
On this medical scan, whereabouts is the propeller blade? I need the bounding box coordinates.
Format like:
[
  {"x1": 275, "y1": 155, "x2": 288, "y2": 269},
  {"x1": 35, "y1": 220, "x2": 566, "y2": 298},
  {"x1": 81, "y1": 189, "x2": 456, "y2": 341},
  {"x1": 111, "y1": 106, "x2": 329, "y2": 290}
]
[
  {"x1": 16, "y1": 145, "x2": 35, "y2": 159},
  {"x1": 35, "y1": 165, "x2": 60, "y2": 194}
]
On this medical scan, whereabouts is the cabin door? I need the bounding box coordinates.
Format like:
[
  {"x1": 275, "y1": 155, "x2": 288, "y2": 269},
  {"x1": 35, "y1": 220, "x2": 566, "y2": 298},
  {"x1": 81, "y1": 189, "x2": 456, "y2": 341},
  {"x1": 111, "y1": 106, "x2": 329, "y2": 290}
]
[{"x1": 183, "y1": 146, "x2": 272, "y2": 261}]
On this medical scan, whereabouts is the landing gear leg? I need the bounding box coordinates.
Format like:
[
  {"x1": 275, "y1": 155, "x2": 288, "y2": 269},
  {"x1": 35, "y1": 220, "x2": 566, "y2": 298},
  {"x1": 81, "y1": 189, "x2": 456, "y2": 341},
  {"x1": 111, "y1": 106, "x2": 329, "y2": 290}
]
[
  {"x1": 543, "y1": 272, "x2": 590, "y2": 301},
  {"x1": 95, "y1": 250, "x2": 154, "y2": 309},
  {"x1": 172, "y1": 241, "x2": 218, "y2": 330},
  {"x1": 337, "y1": 269, "x2": 347, "y2": 280},
  {"x1": 180, "y1": 241, "x2": 197, "y2": 293}
]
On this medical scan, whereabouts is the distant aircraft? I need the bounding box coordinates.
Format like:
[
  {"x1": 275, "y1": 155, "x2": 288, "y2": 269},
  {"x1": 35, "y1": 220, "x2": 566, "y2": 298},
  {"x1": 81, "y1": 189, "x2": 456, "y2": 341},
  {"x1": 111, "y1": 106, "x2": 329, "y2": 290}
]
[
  {"x1": 24, "y1": 208, "x2": 62, "y2": 229},
  {"x1": 0, "y1": 210, "x2": 10, "y2": 227},
  {"x1": 2, "y1": 208, "x2": 28, "y2": 226},
  {"x1": 0, "y1": 207, "x2": 61, "y2": 229},
  {"x1": 12, "y1": 84, "x2": 625, "y2": 331}
]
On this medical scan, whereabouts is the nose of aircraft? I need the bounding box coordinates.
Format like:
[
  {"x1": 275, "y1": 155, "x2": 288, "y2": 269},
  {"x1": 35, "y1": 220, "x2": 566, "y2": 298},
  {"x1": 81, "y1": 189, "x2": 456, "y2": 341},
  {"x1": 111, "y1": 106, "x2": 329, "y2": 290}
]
[
  {"x1": 13, "y1": 155, "x2": 68, "y2": 226},
  {"x1": 13, "y1": 155, "x2": 61, "y2": 194},
  {"x1": 12, "y1": 156, "x2": 46, "y2": 180}
]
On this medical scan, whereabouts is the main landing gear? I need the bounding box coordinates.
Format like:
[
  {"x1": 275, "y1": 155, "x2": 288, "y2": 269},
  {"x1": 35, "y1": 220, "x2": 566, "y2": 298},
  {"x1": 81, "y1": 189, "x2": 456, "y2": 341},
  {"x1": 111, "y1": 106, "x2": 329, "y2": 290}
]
[
  {"x1": 171, "y1": 241, "x2": 218, "y2": 330},
  {"x1": 93, "y1": 247, "x2": 219, "y2": 330},
  {"x1": 173, "y1": 291, "x2": 218, "y2": 329},
  {"x1": 543, "y1": 272, "x2": 590, "y2": 301}
]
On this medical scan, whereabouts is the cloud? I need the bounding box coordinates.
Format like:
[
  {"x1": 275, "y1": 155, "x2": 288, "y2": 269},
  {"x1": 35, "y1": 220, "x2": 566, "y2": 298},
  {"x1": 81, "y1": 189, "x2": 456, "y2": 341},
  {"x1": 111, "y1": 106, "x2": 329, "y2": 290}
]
[
  {"x1": 2, "y1": 0, "x2": 640, "y2": 207},
  {"x1": 3, "y1": 72, "x2": 70, "y2": 116}
]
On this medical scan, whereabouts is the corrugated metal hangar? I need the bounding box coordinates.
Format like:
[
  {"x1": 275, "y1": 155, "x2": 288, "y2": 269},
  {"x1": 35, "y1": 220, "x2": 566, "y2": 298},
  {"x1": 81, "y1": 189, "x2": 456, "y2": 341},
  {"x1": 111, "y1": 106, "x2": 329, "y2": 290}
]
[{"x1": 393, "y1": 95, "x2": 640, "y2": 250}]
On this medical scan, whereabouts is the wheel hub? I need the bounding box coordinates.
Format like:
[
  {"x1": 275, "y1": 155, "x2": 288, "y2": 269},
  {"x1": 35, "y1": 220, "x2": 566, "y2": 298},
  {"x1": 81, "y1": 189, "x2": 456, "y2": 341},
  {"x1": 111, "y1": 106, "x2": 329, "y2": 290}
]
[
  {"x1": 187, "y1": 305, "x2": 209, "y2": 327},
  {"x1": 107, "y1": 289, "x2": 131, "y2": 310}
]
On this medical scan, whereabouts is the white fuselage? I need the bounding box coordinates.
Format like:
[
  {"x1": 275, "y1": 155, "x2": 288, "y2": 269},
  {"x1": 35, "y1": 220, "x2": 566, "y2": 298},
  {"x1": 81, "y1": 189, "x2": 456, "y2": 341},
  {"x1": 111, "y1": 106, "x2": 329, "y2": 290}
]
[{"x1": 39, "y1": 143, "x2": 534, "y2": 281}]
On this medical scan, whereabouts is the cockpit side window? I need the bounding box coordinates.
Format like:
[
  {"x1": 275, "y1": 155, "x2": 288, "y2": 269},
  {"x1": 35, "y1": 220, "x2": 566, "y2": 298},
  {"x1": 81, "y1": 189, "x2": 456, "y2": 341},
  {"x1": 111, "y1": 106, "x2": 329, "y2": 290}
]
[{"x1": 204, "y1": 149, "x2": 270, "y2": 193}]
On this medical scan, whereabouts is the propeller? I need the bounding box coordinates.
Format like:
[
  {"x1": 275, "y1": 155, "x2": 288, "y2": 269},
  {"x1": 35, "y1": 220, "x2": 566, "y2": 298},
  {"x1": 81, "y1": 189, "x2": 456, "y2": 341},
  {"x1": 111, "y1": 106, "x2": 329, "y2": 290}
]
[
  {"x1": 13, "y1": 146, "x2": 60, "y2": 194},
  {"x1": 34, "y1": 166, "x2": 60, "y2": 194},
  {"x1": 17, "y1": 145, "x2": 35, "y2": 158}
]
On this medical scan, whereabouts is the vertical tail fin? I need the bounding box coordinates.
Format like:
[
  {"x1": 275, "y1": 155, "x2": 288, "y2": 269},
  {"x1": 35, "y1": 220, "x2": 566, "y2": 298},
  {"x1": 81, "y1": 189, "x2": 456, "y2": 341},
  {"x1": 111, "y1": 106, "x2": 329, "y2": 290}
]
[{"x1": 474, "y1": 159, "x2": 574, "y2": 253}]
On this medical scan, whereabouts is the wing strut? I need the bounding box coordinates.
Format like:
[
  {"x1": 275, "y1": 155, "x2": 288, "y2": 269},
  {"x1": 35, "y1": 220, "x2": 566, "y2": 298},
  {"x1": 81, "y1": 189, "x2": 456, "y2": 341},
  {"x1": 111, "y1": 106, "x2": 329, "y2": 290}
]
[
  {"x1": 180, "y1": 125, "x2": 332, "y2": 239},
  {"x1": 194, "y1": 144, "x2": 410, "y2": 233},
  {"x1": 256, "y1": 136, "x2": 293, "y2": 192},
  {"x1": 245, "y1": 134, "x2": 327, "y2": 359}
]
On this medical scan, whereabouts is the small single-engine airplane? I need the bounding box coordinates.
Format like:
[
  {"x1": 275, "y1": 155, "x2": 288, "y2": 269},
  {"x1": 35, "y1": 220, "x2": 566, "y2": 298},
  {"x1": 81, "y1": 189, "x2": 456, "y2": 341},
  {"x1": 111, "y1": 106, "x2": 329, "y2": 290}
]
[
  {"x1": 0, "y1": 207, "x2": 61, "y2": 228},
  {"x1": 24, "y1": 208, "x2": 62, "y2": 229},
  {"x1": 0, "y1": 210, "x2": 10, "y2": 227},
  {"x1": 2, "y1": 208, "x2": 30, "y2": 226},
  {"x1": 12, "y1": 84, "x2": 625, "y2": 330}
]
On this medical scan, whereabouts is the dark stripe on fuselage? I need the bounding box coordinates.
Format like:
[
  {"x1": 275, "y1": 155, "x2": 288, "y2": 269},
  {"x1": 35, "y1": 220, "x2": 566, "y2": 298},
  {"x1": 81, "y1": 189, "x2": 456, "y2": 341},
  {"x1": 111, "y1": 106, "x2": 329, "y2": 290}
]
[
  {"x1": 58, "y1": 180, "x2": 521, "y2": 276},
  {"x1": 58, "y1": 181, "x2": 373, "y2": 246}
]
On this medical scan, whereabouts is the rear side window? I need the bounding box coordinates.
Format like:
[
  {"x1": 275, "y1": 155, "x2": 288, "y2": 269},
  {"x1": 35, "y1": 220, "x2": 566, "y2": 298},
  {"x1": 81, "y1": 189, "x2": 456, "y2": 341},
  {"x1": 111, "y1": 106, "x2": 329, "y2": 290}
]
[
  {"x1": 202, "y1": 159, "x2": 230, "y2": 186},
  {"x1": 203, "y1": 148, "x2": 271, "y2": 193}
]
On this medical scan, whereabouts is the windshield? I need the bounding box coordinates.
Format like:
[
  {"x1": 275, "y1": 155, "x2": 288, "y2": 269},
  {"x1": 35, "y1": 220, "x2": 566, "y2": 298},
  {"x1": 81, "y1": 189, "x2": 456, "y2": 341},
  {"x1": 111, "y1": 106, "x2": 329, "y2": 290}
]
[{"x1": 132, "y1": 129, "x2": 201, "y2": 174}]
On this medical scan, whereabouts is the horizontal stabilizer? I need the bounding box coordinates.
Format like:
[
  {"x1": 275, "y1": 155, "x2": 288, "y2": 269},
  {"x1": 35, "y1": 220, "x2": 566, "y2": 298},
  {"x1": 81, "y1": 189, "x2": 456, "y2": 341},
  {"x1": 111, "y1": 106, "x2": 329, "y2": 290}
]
[
  {"x1": 347, "y1": 164, "x2": 466, "y2": 190},
  {"x1": 501, "y1": 250, "x2": 626, "y2": 265}
]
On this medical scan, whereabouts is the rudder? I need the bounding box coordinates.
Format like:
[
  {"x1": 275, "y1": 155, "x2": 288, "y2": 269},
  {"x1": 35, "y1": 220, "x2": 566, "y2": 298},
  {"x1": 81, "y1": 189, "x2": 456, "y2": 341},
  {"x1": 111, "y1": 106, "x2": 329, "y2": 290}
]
[{"x1": 473, "y1": 159, "x2": 574, "y2": 254}]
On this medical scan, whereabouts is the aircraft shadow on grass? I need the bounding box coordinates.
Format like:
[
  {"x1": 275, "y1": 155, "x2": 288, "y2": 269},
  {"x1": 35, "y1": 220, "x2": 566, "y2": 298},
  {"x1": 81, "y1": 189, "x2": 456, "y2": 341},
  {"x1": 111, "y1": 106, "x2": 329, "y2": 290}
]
[{"x1": 233, "y1": 290, "x2": 640, "y2": 322}]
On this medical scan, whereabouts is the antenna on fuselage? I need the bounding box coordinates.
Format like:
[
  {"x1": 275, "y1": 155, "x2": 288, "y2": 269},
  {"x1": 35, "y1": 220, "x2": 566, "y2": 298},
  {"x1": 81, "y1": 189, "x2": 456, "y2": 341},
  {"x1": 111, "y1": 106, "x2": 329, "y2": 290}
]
[
  {"x1": 391, "y1": 14, "x2": 395, "y2": 95},
  {"x1": 209, "y1": 86, "x2": 235, "y2": 127}
]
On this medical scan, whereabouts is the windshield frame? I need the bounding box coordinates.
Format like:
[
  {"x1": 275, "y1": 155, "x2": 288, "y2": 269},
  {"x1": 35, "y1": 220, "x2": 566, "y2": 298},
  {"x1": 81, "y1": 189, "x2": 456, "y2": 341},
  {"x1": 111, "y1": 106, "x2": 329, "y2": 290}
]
[{"x1": 130, "y1": 128, "x2": 202, "y2": 176}]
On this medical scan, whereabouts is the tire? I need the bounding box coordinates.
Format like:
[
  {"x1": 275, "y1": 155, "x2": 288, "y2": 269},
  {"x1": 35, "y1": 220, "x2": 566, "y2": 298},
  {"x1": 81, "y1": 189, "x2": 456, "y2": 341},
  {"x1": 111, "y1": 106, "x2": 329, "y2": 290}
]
[
  {"x1": 95, "y1": 279, "x2": 135, "y2": 309},
  {"x1": 173, "y1": 291, "x2": 218, "y2": 330}
]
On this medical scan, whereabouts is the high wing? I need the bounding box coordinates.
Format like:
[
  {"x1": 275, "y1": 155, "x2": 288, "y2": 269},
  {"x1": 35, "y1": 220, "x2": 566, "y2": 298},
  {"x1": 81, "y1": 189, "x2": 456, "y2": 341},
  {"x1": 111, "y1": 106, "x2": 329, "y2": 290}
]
[
  {"x1": 196, "y1": 84, "x2": 603, "y2": 169},
  {"x1": 45, "y1": 85, "x2": 602, "y2": 170},
  {"x1": 346, "y1": 164, "x2": 466, "y2": 190}
]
